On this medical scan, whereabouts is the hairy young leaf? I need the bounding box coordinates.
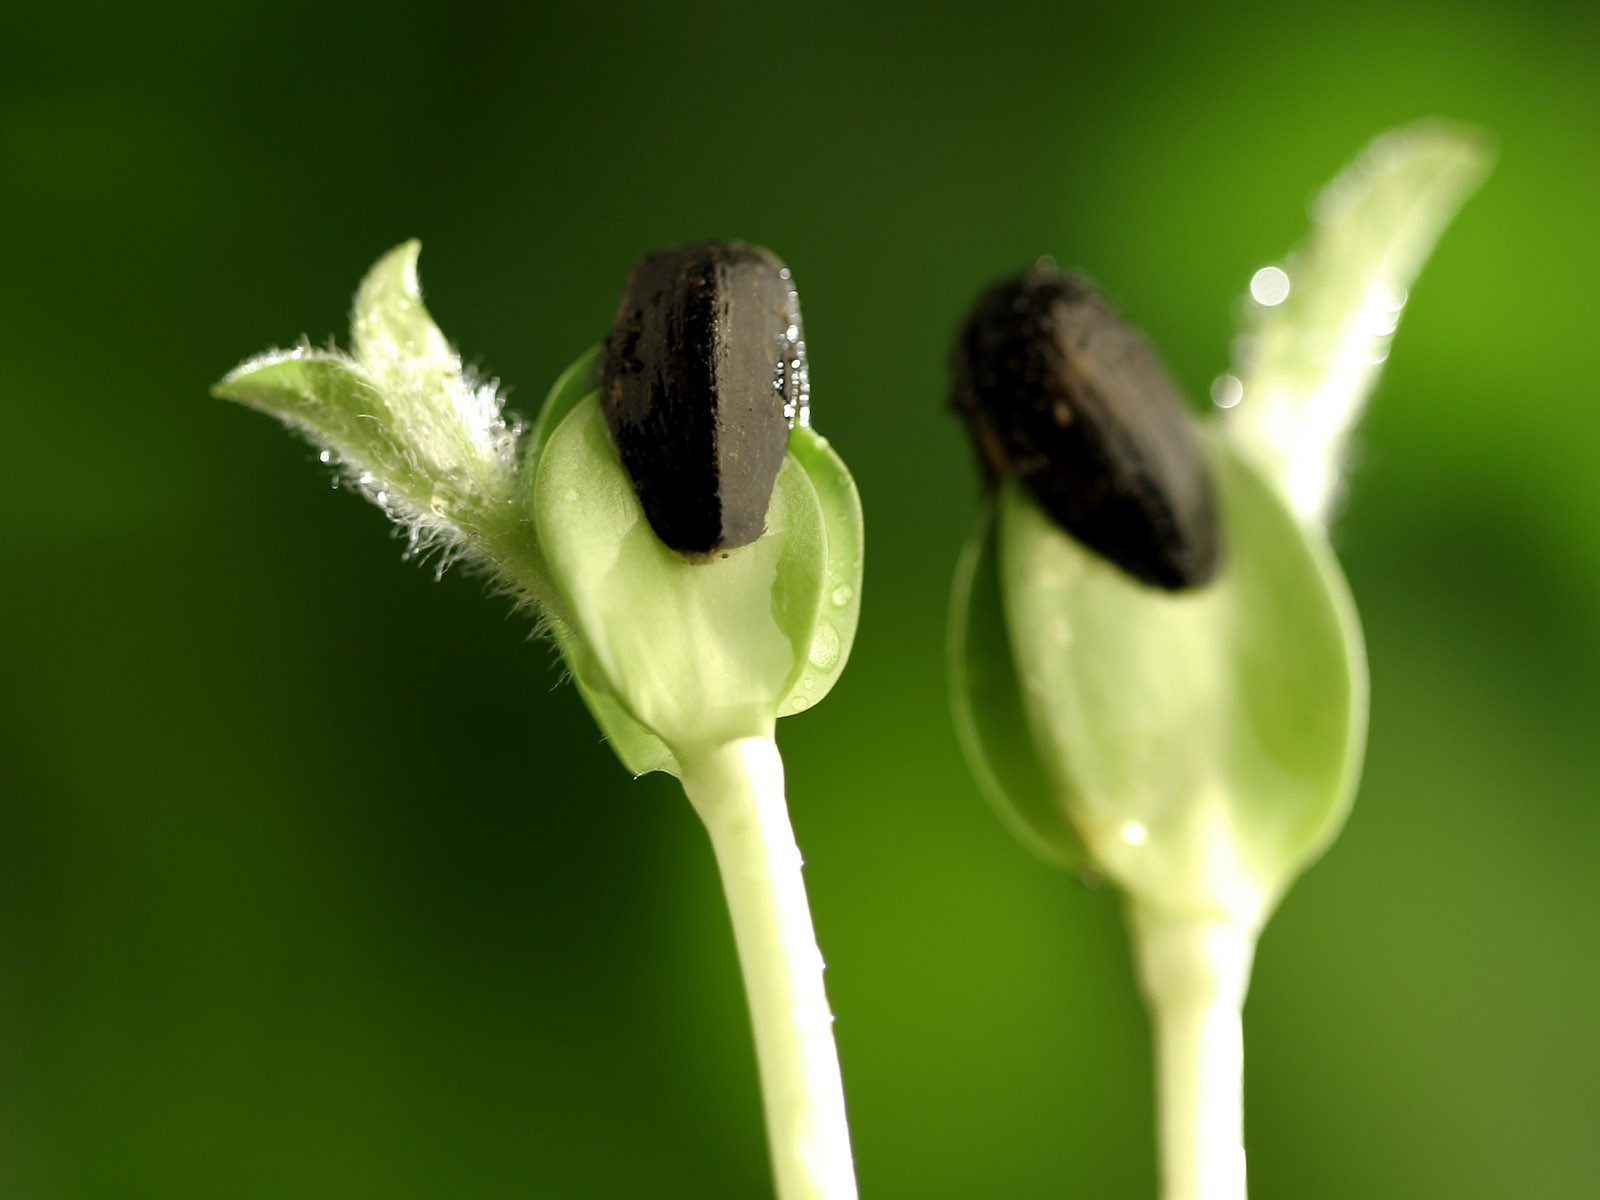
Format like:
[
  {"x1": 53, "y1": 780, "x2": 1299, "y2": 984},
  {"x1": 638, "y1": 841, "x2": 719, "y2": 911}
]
[
  {"x1": 214, "y1": 243, "x2": 536, "y2": 594},
  {"x1": 351, "y1": 240, "x2": 458, "y2": 398}
]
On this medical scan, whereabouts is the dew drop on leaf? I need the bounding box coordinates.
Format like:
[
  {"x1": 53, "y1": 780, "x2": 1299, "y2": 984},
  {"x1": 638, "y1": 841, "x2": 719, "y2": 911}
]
[{"x1": 807, "y1": 621, "x2": 842, "y2": 671}]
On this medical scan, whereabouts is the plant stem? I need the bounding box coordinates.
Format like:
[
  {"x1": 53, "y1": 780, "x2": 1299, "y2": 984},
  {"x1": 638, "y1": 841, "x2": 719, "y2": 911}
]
[
  {"x1": 1128, "y1": 907, "x2": 1258, "y2": 1200},
  {"x1": 679, "y1": 737, "x2": 858, "y2": 1200}
]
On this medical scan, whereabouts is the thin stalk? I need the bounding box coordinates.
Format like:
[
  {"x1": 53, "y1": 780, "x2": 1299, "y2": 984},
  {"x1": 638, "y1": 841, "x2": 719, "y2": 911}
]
[
  {"x1": 679, "y1": 737, "x2": 858, "y2": 1200},
  {"x1": 1128, "y1": 907, "x2": 1258, "y2": 1200}
]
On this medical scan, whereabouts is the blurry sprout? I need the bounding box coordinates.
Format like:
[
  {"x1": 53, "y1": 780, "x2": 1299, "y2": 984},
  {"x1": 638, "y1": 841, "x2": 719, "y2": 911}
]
[
  {"x1": 1225, "y1": 121, "x2": 1492, "y2": 524},
  {"x1": 216, "y1": 239, "x2": 863, "y2": 1200},
  {"x1": 948, "y1": 123, "x2": 1488, "y2": 1200}
]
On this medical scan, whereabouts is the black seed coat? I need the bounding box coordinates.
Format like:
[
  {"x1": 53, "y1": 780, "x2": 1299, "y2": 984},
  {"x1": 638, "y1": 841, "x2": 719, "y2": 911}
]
[
  {"x1": 950, "y1": 267, "x2": 1220, "y2": 590},
  {"x1": 602, "y1": 241, "x2": 803, "y2": 557}
]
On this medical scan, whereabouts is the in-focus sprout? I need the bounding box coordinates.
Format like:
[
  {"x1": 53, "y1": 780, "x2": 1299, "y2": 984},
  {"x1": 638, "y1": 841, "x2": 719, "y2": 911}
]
[
  {"x1": 215, "y1": 238, "x2": 864, "y2": 1200},
  {"x1": 946, "y1": 122, "x2": 1489, "y2": 1200}
]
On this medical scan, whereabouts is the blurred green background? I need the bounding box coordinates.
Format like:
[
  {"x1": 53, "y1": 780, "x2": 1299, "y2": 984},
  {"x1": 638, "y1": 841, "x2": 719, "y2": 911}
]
[{"x1": 3, "y1": 0, "x2": 1598, "y2": 1195}]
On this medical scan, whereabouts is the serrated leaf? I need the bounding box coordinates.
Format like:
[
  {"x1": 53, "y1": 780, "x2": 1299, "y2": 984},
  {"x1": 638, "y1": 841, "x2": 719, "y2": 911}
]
[
  {"x1": 998, "y1": 432, "x2": 1366, "y2": 925},
  {"x1": 948, "y1": 505, "x2": 1084, "y2": 869},
  {"x1": 1225, "y1": 121, "x2": 1492, "y2": 524}
]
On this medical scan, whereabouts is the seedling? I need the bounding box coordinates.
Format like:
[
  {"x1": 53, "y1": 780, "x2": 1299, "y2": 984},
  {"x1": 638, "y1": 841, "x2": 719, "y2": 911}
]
[
  {"x1": 215, "y1": 240, "x2": 864, "y2": 1200},
  {"x1": 947, "y1": 123, "x2": 1489, "y2": 1200}
]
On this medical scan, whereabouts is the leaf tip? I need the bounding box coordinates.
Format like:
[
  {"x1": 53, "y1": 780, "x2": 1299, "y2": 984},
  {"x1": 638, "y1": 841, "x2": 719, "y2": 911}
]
[
  {"x1": 373, "y1": 238, "x2": 425, "y2": 286},
  {"x1": 210, "y1": 348, "x2": 289, "y2": 403}
]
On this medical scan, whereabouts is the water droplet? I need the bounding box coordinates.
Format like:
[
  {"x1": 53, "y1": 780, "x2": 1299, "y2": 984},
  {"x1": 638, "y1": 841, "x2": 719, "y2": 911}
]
[
  {"x1": 807, "y1": 621, "x2": 841, "y2": 672},
  {"x1": 830, "y1": 584, "x2": 854, "y2": 608},
  {"x1": 802, "y1": 677, "x2": 815, "y2": 690},
  {"x1": 1249, "y1": 265, "x2": 1291, "y2": 307},
  {"x1": 318, "y1": 449, "x2": 333, "y2": 464},
  {"x1": 791, "y1": 696, "x2": 809, "y2": 711},
  {"x1": 1210, "y1": 374, "x2": 1244, "y2": 410}
]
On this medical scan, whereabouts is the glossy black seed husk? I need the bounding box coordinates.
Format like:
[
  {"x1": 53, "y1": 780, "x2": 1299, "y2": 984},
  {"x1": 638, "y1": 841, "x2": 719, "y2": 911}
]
[
  {"x1": 950, "y1": 267, "x2": 1221, "y2": 590},
  {"x1": 602, "y1": 241, "x2": 802, "y2": 558}
]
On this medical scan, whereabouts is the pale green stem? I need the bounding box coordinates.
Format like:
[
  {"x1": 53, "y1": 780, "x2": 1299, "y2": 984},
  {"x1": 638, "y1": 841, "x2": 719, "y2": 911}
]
[
  {"x1": 1129, "y1": 907, "x2": 1258, "y2": 1200},
  {"x1": 679, "y1": 737, "x2": 858, "y2": 1200}
]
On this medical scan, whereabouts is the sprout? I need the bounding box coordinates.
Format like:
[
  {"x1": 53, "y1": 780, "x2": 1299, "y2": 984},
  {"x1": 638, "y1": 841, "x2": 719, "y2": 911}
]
[
  {"x1": 216, "y1": 239, "x2": 864, "y2": 1200},
  {"x1": 947, "y1": 122, "x2": 1490, "y2": 1200}
]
